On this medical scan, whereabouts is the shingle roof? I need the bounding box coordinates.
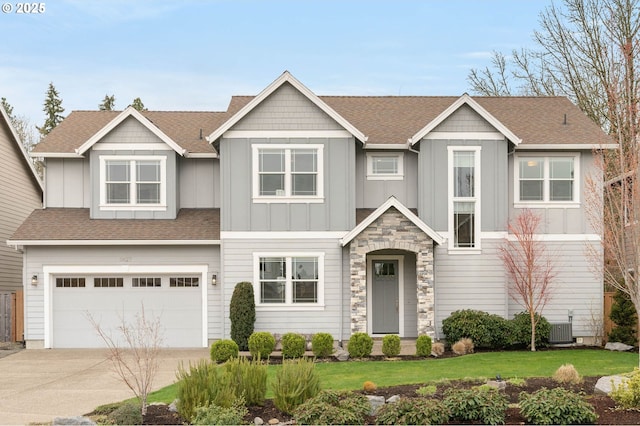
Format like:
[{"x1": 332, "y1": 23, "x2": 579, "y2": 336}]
[
  {"x1": 33, "y1": 94, "x2": 610, "y2": 154},
  {"x1": 9, "y1": 208, "x2": 220, "y2": 242}
]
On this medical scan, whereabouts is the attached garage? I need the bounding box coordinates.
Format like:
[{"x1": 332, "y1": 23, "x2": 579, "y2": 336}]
[{"x1": 44, "y1": 265, "x2": 208, "y2": 348}]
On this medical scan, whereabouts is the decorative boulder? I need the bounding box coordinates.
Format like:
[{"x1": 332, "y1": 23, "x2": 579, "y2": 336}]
[
  {"x1": 595, "y1": 375, "x2": 629, "y2": 395},
  {"x1": 605, "y1": 342, "x2": 634, "y2": 352}
]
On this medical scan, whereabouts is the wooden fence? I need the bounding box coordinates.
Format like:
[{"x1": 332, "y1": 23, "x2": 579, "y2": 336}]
[{"x1": 0, "y1": 291, "x2": 23, "y2": 342}]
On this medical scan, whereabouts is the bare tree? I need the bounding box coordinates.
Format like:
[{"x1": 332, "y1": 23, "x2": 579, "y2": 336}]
[
  {"x1": 499, "y1": 209, "x2": 556, "y2": 351},
  {"x1": 87, "y1": 305, "x2": 164, "y2": 416}
]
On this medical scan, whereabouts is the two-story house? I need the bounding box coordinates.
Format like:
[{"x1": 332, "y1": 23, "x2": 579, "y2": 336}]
[{"x1": 9, "y1": 72, "x2": 612, "y2": 349}]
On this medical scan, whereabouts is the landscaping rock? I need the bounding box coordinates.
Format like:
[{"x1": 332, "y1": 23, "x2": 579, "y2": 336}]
[
  {"x1": 254, "y1": 417, "x2": 264, "y2": 425},
  {"x1": 487, "y1": 380, "x2": 506, "y2": 390},
  {"x1": 605, "y1": 342, "x2": 634, "y2": 351},
  {"x1": 366, "y1": 395, "x2": 386, "y2": 415},
  {"x1": 334, "y1": 347, "x2": 349, "y2": 361},
  {"x1": 386, "y1": 395, "x2": 401, "y2": 403},
  {"x1": 268, "y1": 418, "x2": 280, "y2": 425},
  {"x1": 168, "y1": 399, "x2": 178, "y2": 412},
  {"x1": 595, "y1": 375, "x2": 629, "y2": 395},
  {"x1": 52, "y1": 417, "x2": 96, "y2": 425}
]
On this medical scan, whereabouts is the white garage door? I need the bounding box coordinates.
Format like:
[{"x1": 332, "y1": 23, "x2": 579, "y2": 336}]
[{"x1": 52, "y1": 274, "x2": 203, "y2": 348}]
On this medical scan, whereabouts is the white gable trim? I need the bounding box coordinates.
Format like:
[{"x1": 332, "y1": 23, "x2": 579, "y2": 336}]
[
  {"x1": 340, "y1": 196, "x2": 444, "y2": 246},
  {"x1": 0, "y1": 104, "x2": 44, "y2": 192},
  {"x1": 75, "y1": 106, "x2": 187, "y2": 156},
  {"x1": 206, "y1": 71, "x2": 367, "y2": 143},
  {"x1": 408, "y1": 94, "x2": 522, "y2": 146}
]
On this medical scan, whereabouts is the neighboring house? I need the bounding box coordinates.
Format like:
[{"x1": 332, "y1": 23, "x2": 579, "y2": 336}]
[
  {"x1": 9, "y1": 72, "x2": 613, "y2": 349},
  {"x1": 0, "y1": 105, "x2": 43, "y2": 294}
]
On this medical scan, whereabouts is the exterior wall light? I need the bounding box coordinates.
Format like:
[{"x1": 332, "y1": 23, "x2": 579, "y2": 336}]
[
  {"x1": 211, "y1": 274, "x2": 217, "y2": 286},
  {"x1": 31, "y1": 274, "x2": 38, "y2": 286}
]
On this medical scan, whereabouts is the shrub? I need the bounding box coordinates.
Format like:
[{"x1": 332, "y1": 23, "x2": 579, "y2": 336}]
[
  {"x1": 248, "y1": 331, "x2": 276, "y2": 360},
  {"x1": 229, "y1": 282, "x2": 255, "y2": 351},
  {"x1": 272, "y1": 358, "x2": 321, "y2": 414},
  {"x1": 382, "y1": 334, "x2": 401, "y2": 357},
  {"x1": 510, "y1": 311, "x2": 551, "y2": 348},
  {"x1": 451, "y1": 340, "x2": 467, "y2": 355},
  {"x1": 416, "y1": 384, "x2": 437, "y2": 397},
  {"x1": 609, "y1": 290, "x2": 638, "y2": 346},
  {"x1": 610, "y1": 368, "x2": 640, "y2": 408},
  {"x1": 281, "y1": 332, "x2": 306, "y2": 358},
  {"x1": 293, "y1": 390, "x2": 370, "y2": 425},
  {"x1": 443, "y1": 387, "x2": 508, "y2": 425},
  {"x1": 192, "y1": 397, "x2": 248, "y2": 426},
  {"x1": 553, "y1": 363, "x2": 582, "y2": 384},
  {"x1": 311, "y1": 332, "x2": 334, "y2": 357},
  {"x1": 415, "y1": 335, "x2": 432, "y2": 357},
  {"x1": 363, "y1": 380, "x2": 377, "y2": 392},
  {"x1": 431, "y1": 341, "x2": 445, "y2": 356},
  {"x1": 107, "y1": 402, "x2": 143, "y2": 425},
  {"x1": 442, "y1": 309, "x2": 511, "y2": 349},
  {"x1": 347, "y1": 332, "x2": 374, "y2": 358},
  {"x1": 210, "y1": 339, "x2": 239, "y2": 363},
  {"x1": 519, "y1": 388, "x2": 597, "y2": 425},
  {"x1": 376, "y1": 398, "x2": 450, "y2": 425},
  {"x1": 222, "y1": 357, "x2": 267, "y2": 406},
  {"x1": 461, "y1": 337, "x2": 474, "y2": 353}
]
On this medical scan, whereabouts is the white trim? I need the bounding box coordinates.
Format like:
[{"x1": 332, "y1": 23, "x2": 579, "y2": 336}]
[
  {"x1": 92, "y1": 143, "x2": 172, "y2": 151},
  {"x1": 435, "y1": 231, "x2": 601, "y2": 242},
  {"x1": 448, "y1": 146, "x2": 482, "y2": 251},
  {"x1": 366, "y1": 152, "x2": 404, "y2": 181},
  {"x1": 8, "y1": 240, "x2": 221, "y2": 246},
  {"x1": 207, "y1": 71, "x2": 367, "y2": 143},
  {"x1": 223, "y1": 130, "x2": 352, "y2": 139},
  {"x1": 75, "y1": 107, "x2": 187, "y2": 156},
  {"x1": 30, "y1": 152, "x2": 85, "y2": 158},
  {"x1": 424, "y1": 131, "x2": 505, "y2": 140},
  {"x1": 341, "y1": 196, "x2": 444, "y2": 246},
  {"x1": 221, "y1": 231, "x2": 347, "y2": 240},
  {"x1": 515, "y1": 144, "x2": 618, "y2": 150},
  {"x1": 99, "y1": 155, "x2": 167, "y2": 210},
  {"x1": 43, "y1": 264, "x2": 208, "y2": 348},
  {"x1": 252, "y1": 251, "x2": 325, "y2": 308},
  {"x1": 252, "y1": 144, "x2": 324, "y2": 202},
  {"x1": 363, "y1": 143, "x2": 411, "y2": 150},
  {"x1": 409, "y1": 94, "x2": 522, "y2": 145},
  {"x1": 367, "y1": 255, "x2": 404, "y2": 337},
  {"x1": 184, "y1": 152, "x2": 219, "y2": 158},
  {"x1": 514, "y1": 153, "x2": 581, "y2": 205}
]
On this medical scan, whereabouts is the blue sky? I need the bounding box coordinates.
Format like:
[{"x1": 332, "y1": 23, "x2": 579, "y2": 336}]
[{"x1": 0, "y1": 0, "x2": 551, "y2": 128}]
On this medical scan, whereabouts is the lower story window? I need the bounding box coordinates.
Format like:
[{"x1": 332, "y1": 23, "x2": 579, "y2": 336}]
[{"x1": 257, "y1": 254, "x2": 322, "y2": 305}]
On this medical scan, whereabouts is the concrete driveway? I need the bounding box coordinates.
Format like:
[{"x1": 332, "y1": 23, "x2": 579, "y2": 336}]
[{"x1": 0, "y1": 347, "x2": 210, "y2": 425}]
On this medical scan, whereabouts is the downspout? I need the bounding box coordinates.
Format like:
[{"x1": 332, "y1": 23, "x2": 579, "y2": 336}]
[{"x1": 339, "y1": 245, "x2": 344, "y2": 347}]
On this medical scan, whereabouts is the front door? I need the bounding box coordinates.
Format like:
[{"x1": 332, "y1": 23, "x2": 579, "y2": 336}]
[{"x1": 371, "y1": 260, "x2": 399, "y2": 334}]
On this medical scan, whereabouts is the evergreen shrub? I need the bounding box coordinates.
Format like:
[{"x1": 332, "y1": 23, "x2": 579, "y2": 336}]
[{"x1": 229, "y1": 282, "x2": 255, "y2": 351}]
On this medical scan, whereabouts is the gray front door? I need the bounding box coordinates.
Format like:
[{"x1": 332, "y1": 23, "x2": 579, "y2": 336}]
[{"x1": 372, "y1": 260, "x2": 399, "y2": 334}]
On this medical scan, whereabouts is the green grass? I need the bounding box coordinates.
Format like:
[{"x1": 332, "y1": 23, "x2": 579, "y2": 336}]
[{"x1": 147, "y1": 349, "x2": 638, "y2": 404}]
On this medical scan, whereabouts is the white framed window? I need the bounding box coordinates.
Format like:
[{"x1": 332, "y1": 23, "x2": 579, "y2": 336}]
[
  {"x1": 253, "y1": 252, "x2": 324, "y2": 308},
  {"x1": 515, "y1": 154, "x2": 580, "y2": 207},
  {"x1": 366, "y1": 152, "x2": 404, "y2": 180},
  {"x1": 448, "y1": 146, "x2": 481, "y2": 251},
  {"x1": 252, "y1": 144, "x2": 324, "y2": 202},
  {"x1": 99, "y1": 156, "x2": 167, "y2": 210}
]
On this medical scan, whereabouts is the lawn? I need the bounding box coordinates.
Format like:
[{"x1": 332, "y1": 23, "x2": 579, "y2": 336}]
[{"x1": 146, "y1": 349, "x2": 638, "y2": 404}]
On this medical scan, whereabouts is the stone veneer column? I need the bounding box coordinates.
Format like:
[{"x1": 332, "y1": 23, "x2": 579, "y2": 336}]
[{"x1": 348, "y1": 207, "x2": 435, "y2": 337}]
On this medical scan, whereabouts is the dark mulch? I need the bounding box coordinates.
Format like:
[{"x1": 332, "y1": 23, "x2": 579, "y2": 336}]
[{"x1": 142, "y1": 375, "x2": 640, "y2": 425}]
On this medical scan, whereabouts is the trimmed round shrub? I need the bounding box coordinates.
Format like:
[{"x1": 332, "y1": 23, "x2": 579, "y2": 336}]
[
  {"x1": 347, "y1": 332, "x2": 374, "y2": 358},
  {"x1": 415, "y1": 335, "x2": 432, "y2": 357},
  {"x1": 311, "y1": 332, "x2": 334, "y2": 358},
  {"x1": 229, "y1": 282, "x2": 255, "y2": 351},
  {"x1": 519, "y1": 387, "x2": 597, "y2": 425},
  {"x1": 282, "y1": 332, "x2": 306, "y2": 359},
  {"x1": 511, "y1": 311, "x2": 551, "y2": 349},
  {"x1": 376, "y1": 398, "x2": 450, "y2": 425},
  {"x1": 248, "y1": 331, "x2": 276, "y2": 360},
  {"x1": 382, "y1": 334, "x2": 401, "y2": 357},
  {"x1": 442, "y1": 309, "x2": 512, "y2": 349},
  {"x1": 210, "y1": 339, "x2": 239, "y2": 363}
]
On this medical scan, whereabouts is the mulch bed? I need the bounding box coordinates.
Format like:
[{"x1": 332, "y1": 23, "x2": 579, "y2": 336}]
[{"x1": 143, "y1": 375, "x2": 640, "y2": 425}]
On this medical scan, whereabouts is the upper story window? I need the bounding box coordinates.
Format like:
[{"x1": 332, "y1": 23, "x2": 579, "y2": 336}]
[
  {"x1": 252, "y1": 144, "x2": 324, "y2": 203},
  {"x1": 448, "y1": 147, "x2": 481, "y2": 251},
  {"x1": 515, "y1": 154, "x2": 579, "y2": 207},
  {"x1": 366, "y1": 153, "x2": 404, "y2": 180},
  {"x1": 99, "y1": 156, "x2": 167, "y2": 210}
]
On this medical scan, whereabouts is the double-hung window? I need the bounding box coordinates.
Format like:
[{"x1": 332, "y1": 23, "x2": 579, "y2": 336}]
[
  {"x1": 254, "y1": 253, "x2": 324, "y2": 308},
  {"x1": 100, "y1": 156, "x2": 166, "y2": 210},
  {"x1": 252, "y1": 144, "x2": 324, "y2": 202},
  {"x1": 448, "y1": 147, "x2": 481, "y2": 250},
  {"x1": 515, "y1": 155, "x2": 579, "y2": 206}
]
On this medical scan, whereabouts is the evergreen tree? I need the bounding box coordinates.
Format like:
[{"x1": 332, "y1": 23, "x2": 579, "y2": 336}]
[
  {"x1": 1, "y1": 97, "x2": 14, "y2": 118},
  {"x1": 37, "y1": 82, "x2": 65, "y2": 136},
  {"x1": 99, "y1": 94, "x2": 116, "y2": 111},
  {"x1": 130, "y1": 97, "x2": 146, "y2": 111},
  {"x1": 229, "y1": 282, "x2": 255, "y2": 350},
  {"x1": 609, "y1": 290, "x2": 638, "y2": 346}
]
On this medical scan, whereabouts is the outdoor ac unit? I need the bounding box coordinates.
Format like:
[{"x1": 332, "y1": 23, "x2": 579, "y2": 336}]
[{"x1": 549, "y1": 322, "x2": 573, "y2": 344}]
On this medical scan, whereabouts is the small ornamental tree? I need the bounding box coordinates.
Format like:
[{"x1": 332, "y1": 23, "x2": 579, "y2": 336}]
[
  {"x1": 229, "y1": 282, "x2": 255, "y2": 351},
  {"x1": 609, "y1": 289, "x2": 638, "y2": 346}
]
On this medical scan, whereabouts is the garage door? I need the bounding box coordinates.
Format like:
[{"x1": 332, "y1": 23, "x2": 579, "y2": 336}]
[{"x1": 52, "y1": 274, "x2": 203, "y2": 348}]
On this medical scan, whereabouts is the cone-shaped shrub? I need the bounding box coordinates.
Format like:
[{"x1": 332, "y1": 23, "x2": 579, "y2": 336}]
[{"x1": 229, "y1": 282, "x2": 255, "y2": 351}]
